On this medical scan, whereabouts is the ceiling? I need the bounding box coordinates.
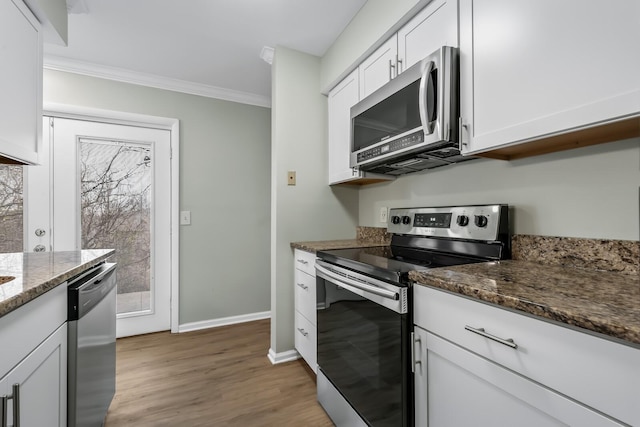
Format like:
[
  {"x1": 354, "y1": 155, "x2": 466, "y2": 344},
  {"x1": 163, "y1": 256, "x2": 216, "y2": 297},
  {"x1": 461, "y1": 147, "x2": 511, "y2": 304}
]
[{"x1": 44, "y1": 0, "x2": 368, "y2": 107}]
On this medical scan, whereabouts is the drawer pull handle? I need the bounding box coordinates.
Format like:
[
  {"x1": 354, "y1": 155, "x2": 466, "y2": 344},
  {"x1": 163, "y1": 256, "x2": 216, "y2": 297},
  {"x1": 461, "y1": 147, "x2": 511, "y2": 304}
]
[
  {"x1": 296, "y1": 283, "x2": 309, "y2": 290},
  {"x1": 465, "y1": 325, "x2": 518, "y2": 349},
  {"x1": 297, "y1": 328, "x2": 309, "y2": 337},
  {"x1": 297, "y1": 259, "x2": 309, "y2": 265}
]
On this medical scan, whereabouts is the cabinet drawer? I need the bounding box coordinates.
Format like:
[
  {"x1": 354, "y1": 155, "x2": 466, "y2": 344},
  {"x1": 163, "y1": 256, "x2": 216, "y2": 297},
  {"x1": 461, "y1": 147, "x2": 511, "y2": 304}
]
[
  {"x1": 414, "y1": 285, "x2": 639, "y2": 426},
  {"x1": 294, "y1": 311, "x2": 317, "y2": 373},
  {"x1": 294, "y1": 268, "x2": 316, "y2": 325},
  {"x1": 0, "y1": 284, "x2": 66, "y2": 375},
  {"x1": 293, "y1": 249, "x2": 316, "y2": 276}
]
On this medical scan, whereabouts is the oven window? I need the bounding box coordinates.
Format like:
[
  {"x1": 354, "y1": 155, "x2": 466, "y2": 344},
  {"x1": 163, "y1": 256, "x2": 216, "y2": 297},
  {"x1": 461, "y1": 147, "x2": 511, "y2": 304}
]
[
  {"x1": 352, "y1": 80, "x2": 421, "y2": 151},
  {"x1": 317, "y1": 280, "x2": 410, "y2": 427}
]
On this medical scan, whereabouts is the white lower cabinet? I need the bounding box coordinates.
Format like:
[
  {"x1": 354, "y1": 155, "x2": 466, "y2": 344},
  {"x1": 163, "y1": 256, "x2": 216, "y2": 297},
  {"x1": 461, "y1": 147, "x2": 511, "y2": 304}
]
[
  {"x1": 0, "y1": 324, "x2": 67, "y2": 427},
  {"x1": 0, "y1": 285, "x2": 67, "y2": 427},
  {"x1": 413, "y1": 286, "x2": 639, "y2": 426},
  {"x1": 293, "y1": 249, "x2": 317, "y2": 372}
]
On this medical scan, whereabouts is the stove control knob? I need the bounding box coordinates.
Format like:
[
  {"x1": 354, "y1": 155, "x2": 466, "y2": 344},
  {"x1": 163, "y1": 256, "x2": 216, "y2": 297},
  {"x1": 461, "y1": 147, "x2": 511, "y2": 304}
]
[
  {"x1": 391, "y1": 215, "x2": 401, "y2": 225},
  {"x1": 456, "y1": 215, "x2": 469, "y2": 227},
  {"x1": 402, "y1": 215, "x2": 412, "y2": 225},
  {"x1": 474, "y1": 215, "x2": 488, "y2": 228}
]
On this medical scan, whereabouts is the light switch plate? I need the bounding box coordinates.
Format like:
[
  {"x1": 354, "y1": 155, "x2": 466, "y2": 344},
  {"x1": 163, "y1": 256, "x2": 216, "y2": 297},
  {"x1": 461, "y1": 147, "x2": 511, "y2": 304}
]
[{"x1": 180, "y1": 211, "x2": 191, "y2": 225}]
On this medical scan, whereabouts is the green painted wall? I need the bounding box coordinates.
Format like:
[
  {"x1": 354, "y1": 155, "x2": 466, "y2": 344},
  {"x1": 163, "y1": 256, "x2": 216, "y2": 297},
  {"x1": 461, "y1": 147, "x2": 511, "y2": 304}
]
[
  {"x1": 44, "y1": 69, "x2": 272, "y2": 325},
  {"x1": 270, "y1": 47, "x2": 358, "y2": 354}
]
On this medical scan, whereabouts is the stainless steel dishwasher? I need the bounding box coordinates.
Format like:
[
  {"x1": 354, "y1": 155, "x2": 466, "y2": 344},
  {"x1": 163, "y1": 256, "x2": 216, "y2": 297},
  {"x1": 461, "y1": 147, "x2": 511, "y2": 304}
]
[{"x1": 67, "y1": 262, "x2": 117, "y2": 427}]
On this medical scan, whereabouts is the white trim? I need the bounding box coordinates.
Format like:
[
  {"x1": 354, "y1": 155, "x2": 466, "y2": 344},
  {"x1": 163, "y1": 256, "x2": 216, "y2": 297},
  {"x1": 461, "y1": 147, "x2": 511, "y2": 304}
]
[
  {"x1": 44, "y1": 55, "x2": 272, "y2": 108},
  {"x1": 178, "y1": 311, "x2": 271, "y2": 334},
  {"x1": 43, "y1": 103, "x2": 181, "y2": 335},
  {"x1": 267, "y1": 348, "x2": 301, "y2": 365}
]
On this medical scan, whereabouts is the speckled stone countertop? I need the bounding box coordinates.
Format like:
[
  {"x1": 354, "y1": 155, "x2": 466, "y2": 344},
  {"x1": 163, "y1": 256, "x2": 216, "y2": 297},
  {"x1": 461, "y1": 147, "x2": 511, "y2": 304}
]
[
  {"x1": 410, "y1": 261, "x2": 640, "y2": 346},
  {"x1": 290, "y1": 226, "x2": 390, "y2": 253},
  {"x1": 0, "y1": 249, "x2": 115, "y2": 318}
]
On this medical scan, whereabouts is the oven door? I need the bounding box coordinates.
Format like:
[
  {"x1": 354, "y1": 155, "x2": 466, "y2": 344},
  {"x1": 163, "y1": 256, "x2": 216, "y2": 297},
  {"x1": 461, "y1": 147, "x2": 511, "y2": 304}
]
[{"x1": 315, "y1": 260, "x2": 412, "y2": 427}]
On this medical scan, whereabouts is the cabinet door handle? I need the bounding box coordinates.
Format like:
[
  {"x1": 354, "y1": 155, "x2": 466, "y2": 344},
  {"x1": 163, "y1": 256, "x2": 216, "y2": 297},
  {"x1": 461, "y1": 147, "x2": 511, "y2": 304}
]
[
  {"x1": 396, "y1": 55, "x2": 403, "y2": 74},
  {"x1": 11, "y1": 384, "x2": 19, "y2": 427},
  {"x1": 297, "y1": 327, "x2": 309, "y2": 337},
  {"x1": 1, "y1": 394, "x2": 7, "y2": 427},
  {"x1": 459, "y1": 118, "x2": 470, "y2": 148},
  {"x1": 411, "y1": 332, "x2": 422, "y2": 373},
  {"x1": 296, "y1": 259, "x2": 309, "y2": 265},
  {"x1": 296, "y1": 283, "x2": 309, "y2": 290},
  {"x1": 389, "y1": 59, "x2": 396, "y2": 80},
  {"x1": 465, "y1": 325, "x2": 518, "y2": 349},
  {"x1": 1, "y1": 384, "x2": 20, "y2": 427}
]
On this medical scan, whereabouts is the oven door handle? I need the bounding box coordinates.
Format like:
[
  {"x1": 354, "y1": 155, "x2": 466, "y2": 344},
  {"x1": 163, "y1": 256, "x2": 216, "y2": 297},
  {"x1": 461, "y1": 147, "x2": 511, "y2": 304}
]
[{"x1": 315, "y1": 263, "x2": 399, "y2": 301}]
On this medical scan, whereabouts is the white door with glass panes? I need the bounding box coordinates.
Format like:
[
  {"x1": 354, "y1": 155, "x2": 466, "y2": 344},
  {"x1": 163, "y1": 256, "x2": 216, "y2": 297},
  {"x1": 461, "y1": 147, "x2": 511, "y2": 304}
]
[{"x1": 25, "y1": 116, "x2": 172, "y2": 338}]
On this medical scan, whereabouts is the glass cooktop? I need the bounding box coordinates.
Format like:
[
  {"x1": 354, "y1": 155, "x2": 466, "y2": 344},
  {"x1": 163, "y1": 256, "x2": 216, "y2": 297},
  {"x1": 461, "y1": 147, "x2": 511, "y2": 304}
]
[{"x1": 317, "y1": 245, "x2": 485, "y2": 285}]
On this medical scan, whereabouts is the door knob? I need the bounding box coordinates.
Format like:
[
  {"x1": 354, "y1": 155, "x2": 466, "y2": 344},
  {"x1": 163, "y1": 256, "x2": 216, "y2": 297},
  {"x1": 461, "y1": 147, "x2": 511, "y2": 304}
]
[
  {"x1": 34, "y1": 228, "x2": 46, "y2": 237},
  {"x1": 33, "y1": 245, "x2": 46, "y2": 252}
]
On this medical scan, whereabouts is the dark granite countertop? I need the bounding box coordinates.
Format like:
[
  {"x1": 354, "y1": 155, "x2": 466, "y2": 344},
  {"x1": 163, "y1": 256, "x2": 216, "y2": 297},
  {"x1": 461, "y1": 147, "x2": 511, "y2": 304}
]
[
  {"x1": 0, "y1": 249, "x2": 115, "y2": 318},
  {"x1": 410, "y1": 260, "x2": 640, "y2": 347},
  {"x1": 290, "y1": 226, "x2": 390, "y2": 254},
  {"x1": 290, "y1": 239, "x2": 388, "y2": 254}
]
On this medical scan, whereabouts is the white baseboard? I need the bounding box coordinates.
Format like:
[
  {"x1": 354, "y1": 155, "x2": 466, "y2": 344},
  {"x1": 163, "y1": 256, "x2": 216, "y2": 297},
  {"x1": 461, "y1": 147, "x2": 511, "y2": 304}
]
[
  {"x1": 267, "y1": 348, "x2": 300, "y2": 365},
  {"x1": 178, "y1": 311, "x2": 271, "y2": 333}
]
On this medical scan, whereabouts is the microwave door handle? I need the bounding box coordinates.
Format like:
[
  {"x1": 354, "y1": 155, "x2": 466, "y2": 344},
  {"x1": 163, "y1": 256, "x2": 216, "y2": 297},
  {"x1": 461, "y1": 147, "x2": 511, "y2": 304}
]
[{"x1": 419, "y1": 60, "x2": 435, "y2": 135}]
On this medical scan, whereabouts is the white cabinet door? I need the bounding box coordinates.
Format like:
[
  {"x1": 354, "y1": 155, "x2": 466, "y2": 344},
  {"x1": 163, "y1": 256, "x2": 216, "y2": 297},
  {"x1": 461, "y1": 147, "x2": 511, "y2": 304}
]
[
  {"x1": 0, "y1": 324, "x2": 67, "y2": 427},
  {"x1": 328, "y1": 70, "x2": 360, "y2": 185},
  {"x1": 294, "y1": 311, "x2": 317, "y2": 373},
  {"x1": 459, "y1": 0, "x2": 640, "y2": 155},
  {"x1": 359, "y1": 36, "x2": 398, "y2": 99},
  {"x1": 413, "y1": 326, "x2": 623, "y2": 427},
  {"x1": 0, "y1": 0, "x2": 42, "y2": 165},
  {"x1": 397, "y1": 0, "x2": 459, "y2": 71},
  {"x1": 327, "y1": 70, "x2": 393, "y2": 185}
]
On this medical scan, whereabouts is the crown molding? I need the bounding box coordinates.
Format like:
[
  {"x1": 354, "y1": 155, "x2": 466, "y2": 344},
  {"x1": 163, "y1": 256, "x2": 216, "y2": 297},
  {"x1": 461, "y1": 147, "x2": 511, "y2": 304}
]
[{"x1": 43, "y1": 55, "x2": 272, "y2": 108}]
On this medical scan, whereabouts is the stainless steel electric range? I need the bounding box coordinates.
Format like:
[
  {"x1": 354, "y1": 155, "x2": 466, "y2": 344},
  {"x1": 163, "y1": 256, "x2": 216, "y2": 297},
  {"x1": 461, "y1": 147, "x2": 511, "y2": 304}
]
[{"x1": 315, "y1": 204, "x2": 511, "y2": 427}]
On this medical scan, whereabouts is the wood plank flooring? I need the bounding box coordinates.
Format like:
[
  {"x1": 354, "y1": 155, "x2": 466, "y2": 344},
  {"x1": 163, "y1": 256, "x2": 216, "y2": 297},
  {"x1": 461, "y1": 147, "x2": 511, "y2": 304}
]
[{"x1": 105, "y1": 319, "x2": 334, "y2": 426}]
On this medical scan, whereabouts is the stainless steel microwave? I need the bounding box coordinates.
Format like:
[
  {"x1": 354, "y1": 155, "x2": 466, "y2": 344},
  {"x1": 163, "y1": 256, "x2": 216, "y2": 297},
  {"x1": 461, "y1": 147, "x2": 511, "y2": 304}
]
[{"x1": 350, "y1": 46, "x2": 471, "y2": 176}]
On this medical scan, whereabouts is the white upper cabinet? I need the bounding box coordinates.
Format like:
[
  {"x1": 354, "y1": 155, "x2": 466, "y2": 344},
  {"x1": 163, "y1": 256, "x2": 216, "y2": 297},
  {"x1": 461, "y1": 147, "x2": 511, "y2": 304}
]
[
  {"x1": 358, "y1": 37, "x2": 398, "y2": 100},
  {"x1": 327, "y1": 70, "x2": 393, "y2": 185},
  {"x1": 0, "y1": 0, "x2": 43, "y2": 165},
  {"x1": 459, "y1": 0, "x2": 640, "y2": 156},
  {"x1": 328, "y1": 70, "x2": 360, "y2": 184},
  {"x1": 397, "y1": 0, "x2": 459, "y2": 71},
  {"x1": 328, "y1": 0, "x2": 459, "y2": 185},
  {"x1": 359, "y1": 0, "x2": 459, "y2": 100}
]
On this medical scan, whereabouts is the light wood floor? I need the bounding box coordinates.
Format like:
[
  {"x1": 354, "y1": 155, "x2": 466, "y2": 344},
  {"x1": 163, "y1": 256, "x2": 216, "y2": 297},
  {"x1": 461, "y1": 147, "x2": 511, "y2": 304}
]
[{"x1": 105, "y1": 319, "x2": 334, "y2": 426}]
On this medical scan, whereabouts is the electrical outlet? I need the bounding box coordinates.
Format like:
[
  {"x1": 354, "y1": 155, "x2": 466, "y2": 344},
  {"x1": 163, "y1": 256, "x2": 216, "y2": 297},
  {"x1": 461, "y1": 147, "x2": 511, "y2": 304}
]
[
  {"x1": 379, "y1": 207, "x2": 388, "y2": 223},
  {"x1": 287, "y1": 171, "x2": 296, "y2": 186}
]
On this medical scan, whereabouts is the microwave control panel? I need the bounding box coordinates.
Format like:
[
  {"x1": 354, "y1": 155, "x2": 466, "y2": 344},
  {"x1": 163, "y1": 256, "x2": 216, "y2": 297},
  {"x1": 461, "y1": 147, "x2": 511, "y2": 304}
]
[{"x1": 356, "y1": 130, "x2": 424, "y2": 163}]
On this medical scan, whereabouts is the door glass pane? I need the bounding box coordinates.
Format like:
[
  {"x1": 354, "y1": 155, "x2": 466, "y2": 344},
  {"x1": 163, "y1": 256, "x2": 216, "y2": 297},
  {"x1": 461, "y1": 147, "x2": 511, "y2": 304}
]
[
  {"x1": 0, "y1": 165, "x2": 23, "y2": 253},
  {"x1": 79, "y1": 139, "x2": 152, "y2": 315}
]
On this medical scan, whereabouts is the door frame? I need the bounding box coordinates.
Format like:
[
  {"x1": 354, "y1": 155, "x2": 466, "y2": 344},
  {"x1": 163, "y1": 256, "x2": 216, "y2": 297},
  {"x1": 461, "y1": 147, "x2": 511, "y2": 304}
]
[{"x1": 43, "y1": 102, "x2": 180, "y2": 333}]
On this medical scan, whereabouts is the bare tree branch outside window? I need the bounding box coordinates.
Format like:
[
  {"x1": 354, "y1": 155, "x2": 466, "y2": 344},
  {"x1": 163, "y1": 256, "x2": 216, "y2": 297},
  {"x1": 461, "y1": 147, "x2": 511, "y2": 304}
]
[
  {"x1": 0, "y1": 165, "x2": 23, "y2": 253},
  {"x1": 80, "y1": 141, "x2": 151, "y2": 299}
]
